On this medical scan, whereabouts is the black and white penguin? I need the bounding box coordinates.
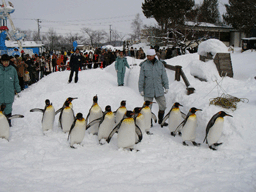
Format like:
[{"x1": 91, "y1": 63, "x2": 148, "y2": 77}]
[
  {"x1": 85, "y1": 95, "x2": 103, "y2": 135},
  {"x1": 68, "y1": 113, "x2": 86, "y2": 148},
  {"x1": 30, "y1": 99, "x2": 55, "y2": 132},
  {"x1": 114, "y1": 100, "x2": 127, "y2": 125},
  {"x1": 173, "y1": 107, "x2": 202, "y2": 146},
  {"x1": 161, "y1": 102, "x2": 185, "y2": 135},
  {"x1": 106, "y1": 111, "x2": 143, "y2": 151},
  {"x1": 140, "y1": 101, "x2": 157, "y2": 135},
  {"x1": 56, "y1": 99, "x2": 76, "y2": 133},
  {"x1": 0, "y1": 104, "x2": 24, "y2": 141},
  {"x1": 86, "y1": 105, "x2": 115, "y2": 144},
  {"x1": 203, "y1": 111, "x2": 233, "y2": 150}
]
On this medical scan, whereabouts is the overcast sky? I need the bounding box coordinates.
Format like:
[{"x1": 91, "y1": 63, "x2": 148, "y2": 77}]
[{"x1": 8, "y1": 0, "x2": 228, "y2": 39}]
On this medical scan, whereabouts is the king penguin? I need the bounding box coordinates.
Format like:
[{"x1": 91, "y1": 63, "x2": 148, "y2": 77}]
[
  {"x1": 68, "y1": 113, "x2": 86, "y2": 148},
  {"x1": 107, "y1": 111, "x2": 143, "y2": 151},
  {"x1": 140, "y1": 101, "x2": 157, "y2": 135},
  {"x1": 85, "y1": 95, "x2": 103, "y2": 135},
  {"x1": 173, "y1": 107, "x2": 202, "y2": 146},
  {"x1": 56, "y1": 99, "x2": 76, "y2": 133},
  {"x1": 86, "y1": 105, "x2": 115, "y2": 144},
  {"x1": 203, "y1": 111, "x2": 232, "y2": 150},
  {"x1": 30, "y1": 99, "x2": 55, "y2": 132},
  {"x1": 161, "y1": 102, "x2": 186, "y2": 136},
  {"x1": 114, "y1": 100, "x2": 127, "y2": 125},
  {"x1": 0, "y1": 104, "x2": 24, "y2": 141}
]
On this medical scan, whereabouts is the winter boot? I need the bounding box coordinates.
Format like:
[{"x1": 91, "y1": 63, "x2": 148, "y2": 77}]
[{"x1": 158, "y1": 110, "x2": 168, "y2": 127}]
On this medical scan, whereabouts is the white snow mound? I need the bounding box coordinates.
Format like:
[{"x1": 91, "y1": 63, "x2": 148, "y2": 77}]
[{"x1": 198, "y1": 39, "x2": 229, "y2": 57}]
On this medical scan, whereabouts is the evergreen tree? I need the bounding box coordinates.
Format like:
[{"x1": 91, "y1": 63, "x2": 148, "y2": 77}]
[
  {"x1": 223, "y1": 0, "x2": 256, "y2": 35},
  {"x1": 142, "y1": 0, "x2": 194, "y2": 33},
  {"x1": 198, "y1": 0, "x2": 220, "y2": 24}
]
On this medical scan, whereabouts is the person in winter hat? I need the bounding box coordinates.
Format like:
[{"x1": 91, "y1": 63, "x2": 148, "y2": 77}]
[
  {"x1": 115, "y1": 50, "x2": 130, "y2": 86},
  {"x1": 0, "y1": 54, "x2": 21, "y2": 126},
  {"x1": 138, "y1": 49, "x2": 169, "y2": 126}
]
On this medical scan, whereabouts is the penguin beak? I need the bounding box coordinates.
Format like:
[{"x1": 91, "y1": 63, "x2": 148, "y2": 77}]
[
  {"x1": 226, "y1": 114, "x2": 233, "y2": 117},
  {"x1": 196, "y1": 109, "x2": 202, "y2": 111}
]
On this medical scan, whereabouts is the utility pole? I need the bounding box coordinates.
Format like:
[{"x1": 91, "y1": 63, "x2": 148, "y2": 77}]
[
  {"x1": 37, "y1": 19, "x2": 41, "y2": 41},
  {"x1": 109, "y1": 25, "x2": 112, "y2": 45}
]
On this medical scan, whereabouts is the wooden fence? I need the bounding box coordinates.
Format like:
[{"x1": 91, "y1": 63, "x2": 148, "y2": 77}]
[{"x1": 163, "y1": 63, "x2": 195, "y2": 95}]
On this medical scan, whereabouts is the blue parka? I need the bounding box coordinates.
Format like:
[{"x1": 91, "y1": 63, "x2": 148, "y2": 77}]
[
  {"x1": 115, "y1": 56, "x2": 130, "y2": 73},
  {"x1": 138, "y1": 58, "x2": 169, "y2": 98},
  {"x1": 0, "y1": 64, "x2": 21, "y2": 104}
]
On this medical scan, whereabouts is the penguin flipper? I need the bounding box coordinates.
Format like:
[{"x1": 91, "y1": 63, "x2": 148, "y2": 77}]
[
  {"x1": 86, "y1": 117, "x2": 102, "y2": 130},
  {"x1": 204, "y1": 113, "x2": 219, "y2": 143},
  {"x1": 8, "y1": 114, "x2": 24, "y2": 119},
  {"x1": 106, "y1": 121, "x2": 122, "y2": 143},
  {"x1": 151, "y1": 112, "x2": 157, "y2": 123},
  {"x1": 85, "y1": 112, "x2": 90, "y2": 126},
  {"x1": 30, "y1": 108, "x2": 44, "y2": 113},
  {"x1": 135, "y1": 124, "x2": 143, "y2": 144},
  {"x1": 181, "y1": 111, "x2": 186, "y2": 119},
  {"x1": 67, "y1": 119, "x2": 77, "y2": 141},
  {"x1": 161, "y1": 113, "x2": 170, "y2": 127},
  {"x1": 173, "y1": 120, "x2": 185, "y2": 135},
  {"x1": 55, "y1": 108, "x2": 62, "y2": 115}
]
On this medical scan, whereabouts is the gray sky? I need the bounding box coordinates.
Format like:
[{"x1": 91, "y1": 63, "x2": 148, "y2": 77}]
[{"x1": 8, "y1": 0, "x2": 228, "y2": 38}]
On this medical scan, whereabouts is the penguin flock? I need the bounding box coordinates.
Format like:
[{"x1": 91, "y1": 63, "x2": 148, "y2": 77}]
[
  {"x1": 0, "y1": 97, "x2": 232, "y2": 151},
  {"x1": 161, "y1": 102, "x2": 232, "y2": 150}
]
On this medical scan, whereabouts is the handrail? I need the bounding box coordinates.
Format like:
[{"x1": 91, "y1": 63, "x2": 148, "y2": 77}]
[{"x1": 163, "y1": 63, "x2": 195, "y2": 95}]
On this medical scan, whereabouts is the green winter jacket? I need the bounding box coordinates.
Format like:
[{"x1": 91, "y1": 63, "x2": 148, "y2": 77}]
[
  {"x1": 0, "y1": 64, "x2": 21, "y2": 103},
  {"x1": 115, "y1": 56, "x2": 130, "y2": 73},
  {"x1": 138, "y1": 58, "x2": 169, "y2": 98}
]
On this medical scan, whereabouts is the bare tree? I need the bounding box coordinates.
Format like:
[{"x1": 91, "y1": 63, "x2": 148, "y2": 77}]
[
  {"x1": 43, "y1": 28, "x2": 61, "y2": 51},
  {"x1": 130, "y1": 13, "x2": 143, "y2": 42},
  {"x1": 111, "y1": 29, "x2": 126, "y2": 46},
  {"x1": 81, "y1": 27, "x2": 107, "y2": 47},
  {"x1": 94, "y1": 30, "x2": 107, "y2": 47}
]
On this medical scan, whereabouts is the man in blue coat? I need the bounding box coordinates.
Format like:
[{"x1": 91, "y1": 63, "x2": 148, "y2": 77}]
[
  {"x1": 115, "y1": 51, "x2": 130, "y2": 86},
  {"x1": 138, "y1": 49, "x2": 169, "y2": 126},
  {"x1": 68, "y1": 48, "x2": 82, "y2": 83},
  {"x1": 0, "y1": 54, "x2": 21, "y2": 126}
]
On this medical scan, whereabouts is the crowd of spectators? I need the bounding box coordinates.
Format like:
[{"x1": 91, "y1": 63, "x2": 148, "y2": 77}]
[{"x1": 3, "y1": 45, "x2": 197, "y2": 90}]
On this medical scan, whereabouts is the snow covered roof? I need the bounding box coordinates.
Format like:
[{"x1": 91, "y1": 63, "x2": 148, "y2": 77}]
[
  {"x1": 5, "y1": 40, "x2": 44, "y2": 48},
  {"x1": 242, "y1": 37, "x2": 256, "y2": 40},
  {"x1": 185, "y1": 21, "x2": 232, "y2": 29}
]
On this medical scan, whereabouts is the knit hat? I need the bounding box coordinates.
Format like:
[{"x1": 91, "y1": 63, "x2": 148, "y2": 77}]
[
  {"x1": 1, "y1": 54, "x2": 10, "y2": 61},
  {"x1": 146, "y1": 49, "x2": 156, "y2": 56}
]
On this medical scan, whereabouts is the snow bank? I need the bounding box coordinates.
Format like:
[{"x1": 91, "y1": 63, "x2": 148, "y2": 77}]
[{"x1": 198, "y1": 39, "x2": 229, "y2": 57}]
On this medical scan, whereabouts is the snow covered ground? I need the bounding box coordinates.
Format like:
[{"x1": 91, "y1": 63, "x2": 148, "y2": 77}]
[{"x1": 0, "y1": 47, "x2": 256, "y2": 191}]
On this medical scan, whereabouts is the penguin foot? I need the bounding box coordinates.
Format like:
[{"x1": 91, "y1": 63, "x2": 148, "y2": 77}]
[
  {"x1": 146, "y1": 131, "x2": 153, "y2": 135},
  {"x1": 170, "y1": 132, "x2": 176, "y2": 137},
  {"x1": 70, "y1": 146, "x2": 76, "y2": 149},
  {"x1": 214, "y1": 143, "x2": 223, "y2": 146},
  {"x1": 93, "y1": 133, "x2": 98, "y2": 136},
  {"x1": 178, "y1": 132, "x2": 182, "y2": 136},
  {"x1": 129, "y1": 148, "x2": 139, "y2": 152},
  {"x1": 182, "y1": 141, "x2": 189, "y2": 146},
  {"x1": 160, "y1": 122, "x2": 168, "y2": 127},
  {"x1": 192, "y1": 141, "x2": 201, "y2": 146},
  {"x1": 209, "y1": 146, "x2": 217, "y2": 150}
]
